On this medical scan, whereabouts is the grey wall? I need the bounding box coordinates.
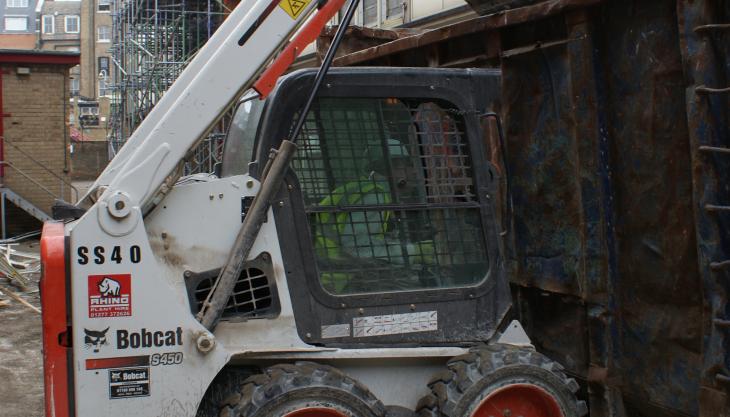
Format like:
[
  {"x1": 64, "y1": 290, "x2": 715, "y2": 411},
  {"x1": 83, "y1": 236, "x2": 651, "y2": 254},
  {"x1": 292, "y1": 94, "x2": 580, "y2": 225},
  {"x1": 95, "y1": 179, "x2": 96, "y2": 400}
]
[{"x1": 0, "y1": 0, "x2": 38, "y2": 34}]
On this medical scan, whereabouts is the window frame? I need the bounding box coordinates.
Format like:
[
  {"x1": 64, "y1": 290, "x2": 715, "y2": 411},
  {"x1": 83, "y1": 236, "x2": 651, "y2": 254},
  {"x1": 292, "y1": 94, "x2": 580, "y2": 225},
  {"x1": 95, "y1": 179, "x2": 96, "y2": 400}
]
[
  {"x1": 359, "y1": 0, "x2": 408, "y2": 28},
  {"x1": 97, "y1": 55, "x2": 111, "y2": 97},
  {"x1": 292, "y1": 97, "x2": 490, "y2": 297},
  {"x1": 97, "y1": 25, "x2": 110, "y2": 42},
  {"x1": 97, "y1": 0, "x2": 111, "y2": 12},
  {"x1": 41, "y1": 14, "x2": 54, "y2": 34},
  {"x1": 256, "y1": 69, "x2": 503, "y2": 308},
  {"x1": 4, "y1": 16, "x2": 28, "y2": 31},
  {"x1": 64, "y1": 15, "x2": 79, "y2": 34},
  {"x1": 70, "y1": 77, "x2": 80, "y2": 96},
  {"x1": 385, "y1": 0, "x2": 404, "y2": 20},
  {"x1": 361, "y1": 0, "x2": 377, "y2": 26},
  {"x1": 6, "y1": 0, "x2": 29, "y2": 8}
]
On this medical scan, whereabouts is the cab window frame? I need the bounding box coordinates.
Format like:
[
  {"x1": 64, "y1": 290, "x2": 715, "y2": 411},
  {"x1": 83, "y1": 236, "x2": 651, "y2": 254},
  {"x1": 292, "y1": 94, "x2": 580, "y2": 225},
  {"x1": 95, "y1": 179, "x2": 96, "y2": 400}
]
[{"x1": 255, "y1": 70, "x2": 503, "y2": 309}]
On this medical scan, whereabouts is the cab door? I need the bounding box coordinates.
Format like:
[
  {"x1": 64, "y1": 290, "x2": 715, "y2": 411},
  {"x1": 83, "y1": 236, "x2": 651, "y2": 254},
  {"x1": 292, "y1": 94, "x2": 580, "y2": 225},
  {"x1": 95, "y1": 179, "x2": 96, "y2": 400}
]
[{"x1": 255, "y1": 67, "x2": 509, "y2": 346}]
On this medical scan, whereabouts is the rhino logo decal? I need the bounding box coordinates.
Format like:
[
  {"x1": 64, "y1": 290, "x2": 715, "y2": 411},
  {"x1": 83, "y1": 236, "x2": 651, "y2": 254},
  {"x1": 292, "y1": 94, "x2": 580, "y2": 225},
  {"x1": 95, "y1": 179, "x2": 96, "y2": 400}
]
[
  {"x1": 84, "y1": 327, "x2": 110, "y2": 352},
  {"x1": 98, "y1": 277, "x2": 121, "y2": 297}
]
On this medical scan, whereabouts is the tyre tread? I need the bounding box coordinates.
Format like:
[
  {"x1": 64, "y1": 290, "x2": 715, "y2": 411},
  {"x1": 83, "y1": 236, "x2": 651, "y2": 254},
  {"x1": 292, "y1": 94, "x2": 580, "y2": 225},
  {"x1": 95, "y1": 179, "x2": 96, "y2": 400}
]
[{"x1": 416, "y1": 344, "x2": 588, "y2": 417}]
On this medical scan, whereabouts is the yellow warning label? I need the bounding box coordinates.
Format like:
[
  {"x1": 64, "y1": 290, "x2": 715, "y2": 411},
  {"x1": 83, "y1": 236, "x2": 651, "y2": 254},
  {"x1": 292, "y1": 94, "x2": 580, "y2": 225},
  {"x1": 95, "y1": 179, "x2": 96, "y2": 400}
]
[{"x1": 279, "y1": 0, "x2": 312, "y2": 20}]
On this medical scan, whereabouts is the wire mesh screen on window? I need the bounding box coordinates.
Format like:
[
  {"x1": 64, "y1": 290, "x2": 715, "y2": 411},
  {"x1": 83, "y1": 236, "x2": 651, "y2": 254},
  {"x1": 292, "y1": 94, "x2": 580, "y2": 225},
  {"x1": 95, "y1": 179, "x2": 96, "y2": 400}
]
[{"x1": 291, "y1": 98, "x2": 489, "y2": 295}]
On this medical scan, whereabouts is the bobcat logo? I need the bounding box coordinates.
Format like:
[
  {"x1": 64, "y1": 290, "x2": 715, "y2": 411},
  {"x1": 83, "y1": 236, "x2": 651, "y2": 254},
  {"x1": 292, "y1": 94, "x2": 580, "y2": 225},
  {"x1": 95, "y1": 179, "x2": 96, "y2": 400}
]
[
  {"x1": 97, "y1": 277, "x2": 121, "y2": 297},
  {"x1": 84, "y1": 327, "x2": 110, "y2": 353},
  {"x1": 110, "y1": 371, "x2": 121, "y2": 382}
]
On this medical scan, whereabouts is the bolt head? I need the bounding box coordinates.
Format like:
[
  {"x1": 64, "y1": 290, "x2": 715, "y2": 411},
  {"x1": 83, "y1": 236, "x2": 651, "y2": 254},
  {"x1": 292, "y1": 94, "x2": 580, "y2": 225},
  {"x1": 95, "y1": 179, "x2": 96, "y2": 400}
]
[
  {"x1": 107, "y1": 192, "x2": 132, "y2": 219},
  {"x1": 196, "y1": 332, "x2": 216, "y2": 354}
]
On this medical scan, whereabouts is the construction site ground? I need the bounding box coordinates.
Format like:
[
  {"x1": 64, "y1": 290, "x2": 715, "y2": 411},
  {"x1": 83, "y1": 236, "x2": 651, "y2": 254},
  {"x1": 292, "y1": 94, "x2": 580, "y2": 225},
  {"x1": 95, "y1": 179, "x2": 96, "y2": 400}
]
[{"x1": 0, "y1": 240, "x2": 44, "y2": 417}]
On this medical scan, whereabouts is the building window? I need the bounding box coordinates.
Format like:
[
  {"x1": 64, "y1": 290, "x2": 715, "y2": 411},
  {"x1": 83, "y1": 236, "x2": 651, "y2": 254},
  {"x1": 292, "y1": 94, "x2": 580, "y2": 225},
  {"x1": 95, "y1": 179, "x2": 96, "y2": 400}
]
[
  {"x1": 79, "y1": 104, "x2": 100, "y2": 126},
  {"x1": 97, "y1": 25, "x2": 110, "y2": 42},
  {"x1": 386, "y1": 0, "x2": 403, "y2": 19},
  {"x1": 98, "y1": 77, "x2": 109, "y2": 97},
  {"x1": 42, "y1": 14, "x2": 54, "y2": 34},
  {"x1": 98, "y1": 56, "x2": 110, "y2": 75},
  {"x1": 362, "y1": 0, "x2": 376, "y2": 26},
  {"x1": 98, "y1": 0, "x2": 111, "y2": 12},
  {"x1": 98, "y1": 57, "x2": 111, "y2": 96},
  {"x1": 70, "y1": 78, "x2": 79, "y2": 97},
  {"x1": 4, "y1": 16, "x2": 27, "y2": 31},
  {"x1": 64, "y1": 15, "x2": 79, "y2": 33},
  {"x1": 6, "y1": 0, "x2": 29, "y2": 8}
]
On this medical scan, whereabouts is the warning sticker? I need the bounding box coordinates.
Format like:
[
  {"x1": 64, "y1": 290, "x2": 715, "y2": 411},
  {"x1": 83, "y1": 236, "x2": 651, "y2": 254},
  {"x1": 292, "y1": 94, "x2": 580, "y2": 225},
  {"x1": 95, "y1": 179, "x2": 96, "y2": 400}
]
[
  {"x1": 353, "y1": 311, "x2": 438, "y2": 338},
  {"x1": 109, "y1": 367, "x2": 150, "y2": 399},
  {"x1": 279, "y1": 0, "x2": 311, "y2": 20},
  {"x1": 88, "y1": 274, "x2": 132, "y2": 318}
]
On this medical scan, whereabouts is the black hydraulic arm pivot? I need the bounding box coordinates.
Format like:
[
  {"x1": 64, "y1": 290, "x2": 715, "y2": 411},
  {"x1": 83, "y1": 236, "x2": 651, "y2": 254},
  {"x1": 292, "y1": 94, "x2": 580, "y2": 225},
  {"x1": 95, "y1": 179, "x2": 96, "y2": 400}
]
[{"x1": 197, "y1": 0, "x2": 361, "y2": 331}]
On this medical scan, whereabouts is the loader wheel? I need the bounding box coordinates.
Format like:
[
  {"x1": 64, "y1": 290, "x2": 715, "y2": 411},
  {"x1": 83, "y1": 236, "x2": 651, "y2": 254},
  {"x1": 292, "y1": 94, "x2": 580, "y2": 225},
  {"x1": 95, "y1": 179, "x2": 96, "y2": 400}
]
[
  {"x1": 416, "y1": 345, "x2": 587, "y2": 417},
  {"x1": 219, "y1": 362, "x2": 386, "y2": 417}
]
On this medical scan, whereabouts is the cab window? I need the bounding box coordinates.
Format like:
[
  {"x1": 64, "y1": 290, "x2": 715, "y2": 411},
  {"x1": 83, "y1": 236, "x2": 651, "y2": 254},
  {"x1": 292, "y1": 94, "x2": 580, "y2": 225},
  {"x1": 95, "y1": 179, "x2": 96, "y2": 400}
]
[
  {"x1": 291, "y1": 97, "x2": 489, "y2": 295},
  {"x1": 221, "y1": 98, "x2": 265, "y2": 177}
]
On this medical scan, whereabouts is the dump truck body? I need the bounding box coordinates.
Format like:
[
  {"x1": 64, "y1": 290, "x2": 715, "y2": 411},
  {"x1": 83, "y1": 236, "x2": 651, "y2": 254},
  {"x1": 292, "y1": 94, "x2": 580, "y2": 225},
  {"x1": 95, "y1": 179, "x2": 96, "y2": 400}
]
[{"x1": 329, "y1": 0, "x2": 730, "y2": 415}]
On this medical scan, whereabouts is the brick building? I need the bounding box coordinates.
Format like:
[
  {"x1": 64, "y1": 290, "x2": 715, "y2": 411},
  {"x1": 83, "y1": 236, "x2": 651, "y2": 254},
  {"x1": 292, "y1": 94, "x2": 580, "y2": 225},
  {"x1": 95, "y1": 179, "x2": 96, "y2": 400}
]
[
  {"x1": 0, "y1": 0, "x2": 38, "y2": 49},
  {"x1": 0, "y1": 49, "x2": 79, "y2": 237},
  {"x1": 38, "y1": 0, "x2": 82, "y2": 103},
  {"x1": 77, "y1": 0, "x2": 111, "y2": 142}
]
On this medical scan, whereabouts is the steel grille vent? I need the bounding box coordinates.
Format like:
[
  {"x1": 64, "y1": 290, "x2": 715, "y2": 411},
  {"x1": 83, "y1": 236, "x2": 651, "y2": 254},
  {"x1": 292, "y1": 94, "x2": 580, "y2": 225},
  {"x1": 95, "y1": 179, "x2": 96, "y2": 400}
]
[{"x1": 184, "y1": 253, "x2": 280, "y2": 320}]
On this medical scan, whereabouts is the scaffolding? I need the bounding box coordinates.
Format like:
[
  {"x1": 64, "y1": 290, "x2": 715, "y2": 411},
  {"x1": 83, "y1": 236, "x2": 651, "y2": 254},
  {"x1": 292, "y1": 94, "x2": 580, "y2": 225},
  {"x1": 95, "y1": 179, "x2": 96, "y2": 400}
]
[{"x1": 108, "y1": 0, "x2": 231, "y2": 174}]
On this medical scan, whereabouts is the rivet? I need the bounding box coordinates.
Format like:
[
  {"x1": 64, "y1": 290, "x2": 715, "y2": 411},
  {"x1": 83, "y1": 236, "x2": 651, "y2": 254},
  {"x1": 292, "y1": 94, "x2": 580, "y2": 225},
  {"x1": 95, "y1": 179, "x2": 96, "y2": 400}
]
[
  {"x1": 410, "y1": 304, "x2": 416, "y2": 311},
  {"x1": 305, "y1": 332, "x2": 312, "y2": 338},
  {"x1": 218, "y1": 193, "x2": 224, "y2": 199},
  {"x1": 340, "y1": 303, "x2": 346, "y2": 308},
  {"x1": 503, "y1": 409, "x2": 512, "y2": 417},
  {"x1": 288, "y1": 184, "x2": 294, "y2": 191},
  {"x1": 209, "y1": 194, "x2": 214, "y2": 200},
  {"x1": 246, "y1": 179, "x2": 254, "y2": 188},
  {"x1": 278, "y1": 201, "x2": 285, "y2": 207},
  {"x1": 358, "y1": 308, "x2": 364, "y2": 315}
]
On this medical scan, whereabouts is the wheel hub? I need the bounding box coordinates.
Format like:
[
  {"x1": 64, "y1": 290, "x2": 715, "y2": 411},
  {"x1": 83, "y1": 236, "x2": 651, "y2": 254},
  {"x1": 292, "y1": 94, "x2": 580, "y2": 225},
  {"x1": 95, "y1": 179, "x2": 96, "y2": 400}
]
[
  {"x1": 471, "y1": 383, "x2": 564, "y2": 417},
  {"x1": 284, "y1": 408, "x2": 349, "y2": 417}
]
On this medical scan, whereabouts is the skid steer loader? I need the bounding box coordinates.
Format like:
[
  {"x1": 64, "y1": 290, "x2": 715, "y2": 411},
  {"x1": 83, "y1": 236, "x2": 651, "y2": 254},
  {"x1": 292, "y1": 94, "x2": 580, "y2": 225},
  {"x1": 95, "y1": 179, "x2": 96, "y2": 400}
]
[{"x1": 40, "y1": 0, "x2": 587, "y2": 416}]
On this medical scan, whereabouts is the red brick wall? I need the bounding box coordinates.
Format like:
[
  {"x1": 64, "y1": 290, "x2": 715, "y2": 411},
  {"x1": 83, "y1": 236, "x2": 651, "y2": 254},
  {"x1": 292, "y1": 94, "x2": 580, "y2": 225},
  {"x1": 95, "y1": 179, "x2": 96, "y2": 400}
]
[{"x1": 0, "y1": 35, "x2": 36, "y2": 50}]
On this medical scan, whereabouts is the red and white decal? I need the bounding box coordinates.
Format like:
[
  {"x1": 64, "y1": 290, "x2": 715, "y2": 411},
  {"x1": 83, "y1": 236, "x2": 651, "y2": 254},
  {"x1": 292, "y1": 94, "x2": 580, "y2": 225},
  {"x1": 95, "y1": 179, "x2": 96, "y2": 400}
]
[{"x1": 88, "y1": 274, "x2": 132, "y2": 318}]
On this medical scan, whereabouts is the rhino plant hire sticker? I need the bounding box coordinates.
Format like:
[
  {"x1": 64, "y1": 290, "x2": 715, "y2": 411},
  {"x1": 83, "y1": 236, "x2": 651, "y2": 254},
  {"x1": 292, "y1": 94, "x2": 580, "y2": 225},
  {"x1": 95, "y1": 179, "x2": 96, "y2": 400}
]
[{"x1": 88, "y1": 274, "x2": 132, "y2": 318}]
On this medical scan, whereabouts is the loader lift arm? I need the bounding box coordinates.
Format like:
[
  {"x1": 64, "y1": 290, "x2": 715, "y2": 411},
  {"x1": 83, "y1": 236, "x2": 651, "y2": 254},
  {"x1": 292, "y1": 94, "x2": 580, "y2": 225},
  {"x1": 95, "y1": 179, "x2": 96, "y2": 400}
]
[{"x1": 79, "y1": 0, "x2": 346, "y2": 215}]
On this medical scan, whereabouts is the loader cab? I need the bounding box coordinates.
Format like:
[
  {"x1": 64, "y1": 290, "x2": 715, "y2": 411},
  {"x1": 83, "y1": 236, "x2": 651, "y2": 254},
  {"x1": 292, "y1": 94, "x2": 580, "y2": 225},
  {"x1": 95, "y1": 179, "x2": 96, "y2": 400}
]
[{"x1": 221, "y1": 67, "x2": 510, "y2": 346}]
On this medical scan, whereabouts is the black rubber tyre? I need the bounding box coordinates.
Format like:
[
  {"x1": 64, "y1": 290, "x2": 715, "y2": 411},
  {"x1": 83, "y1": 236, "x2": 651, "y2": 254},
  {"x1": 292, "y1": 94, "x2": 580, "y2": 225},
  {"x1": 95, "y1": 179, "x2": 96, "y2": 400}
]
[
  {"x1": 219, "y1": 362, "x2": 387, "y2": 417},
  {"x1": 197, "y1": 367, "x2": 259, "y2": 417},
  {"x1": 416, "y1": 344, "x2": 588, "y2": 417}
]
